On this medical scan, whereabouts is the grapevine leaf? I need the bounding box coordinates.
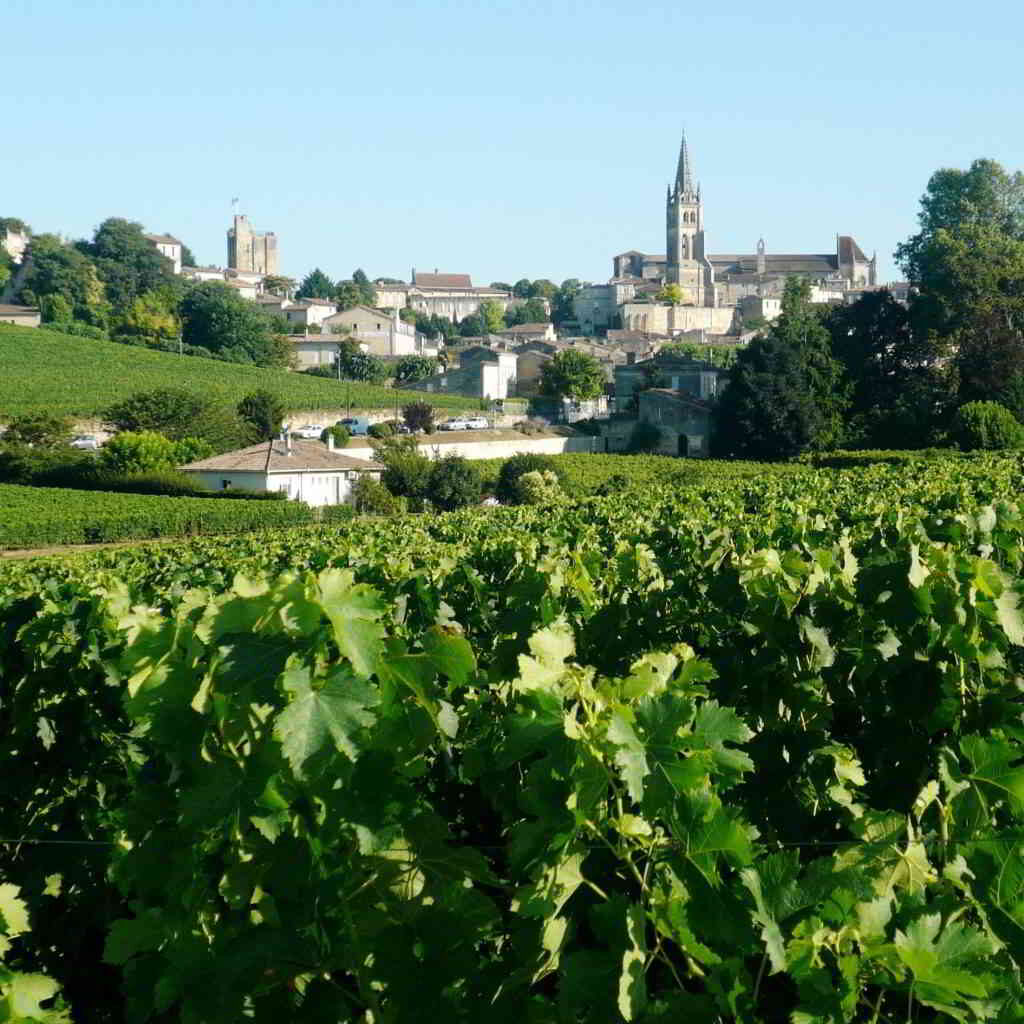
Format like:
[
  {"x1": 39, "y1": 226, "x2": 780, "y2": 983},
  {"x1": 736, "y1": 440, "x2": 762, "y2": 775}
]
[
  {"x1": 274, "y1": 664, "x2": 378, "y2": 776},
  {"x1": 422, "y1": 627, "x2": 476, "y2": 686},
  {"x1": 515, "y1": 621, "x2": 575, "y2": 693},
  {"x1": 995, "y1": 585, "x2": 1024, "y2": 645},
  {"x1": 5, "y1": 973, "x2": 61, "y2": 1020},
  {"x1": 692, "y1": 701, "x2": 755, "y2": 781},
  {"x1": 960, "y1": 734, "x2": 1024, "y2": 804},
  {"x1": 0, "y1": 884, "x2": 29, "y2": 937},
  {"x1": 607, "y1": 711, "x2": 648, "y2": 803},
  {"x1": 798, "y1": 617, "x2": 835, "y2": 668},
  {"x1": 316, "y1": 569, "x2": 386, "y2": 678},
  {"x1": 103, "y1": 912, "x2": 165, "y2": 965},
  {"x1": 617, "y1": 904, "x2": 647, "y2": 1021},
  {"x1": 894, "y1": 913, "x2": 992, "y2": 1002}
]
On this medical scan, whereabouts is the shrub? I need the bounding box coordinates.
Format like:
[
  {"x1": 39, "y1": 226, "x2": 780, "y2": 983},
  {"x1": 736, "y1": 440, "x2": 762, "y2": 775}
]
[
  {"x1": 427, "y1": 455, "x2": 481, "y2": 511},
  {"x1": 237, "y1": 389, "x2": 286, "y2": 441},
  {"x1": 368, "y1": 421, "x2": 395, "y2": 439},
  {"x1": 628, "y1": 420, "x2": 663, "y2": 454},
  {"x1": 593, "y1": 472, "x2": 630, "y2": 496},
  {"x1": 0, "y1": 443, "x2": 93, "y2": 484},
  {"x1": 351, "y1": 475, "x2": 407, "y2": 515},
  {"x1": 513, "y1": 419, "x2": 548, "y2": 436},
  {"x1": 376, "y1": 436, "x2": 433, "y2": 504},
  {"x1": 495, "y1": 452, "x2": 566, "y2": 504},
  {"x1": 2, "y1": 412, "x2": 73, "y2": 449},
  {"x1": 952, "y1": 401, "x2": 1024, "y2": 451},
  {"x1": 320, "y1": 424, "x2": 350, "y2": 448},
  {"x1": 515, "y1": 469, "x2": 564, "y2": 505},
  {"x1": 99, "y1": 432, "x2": 212, "y2": 475},
  {"x1": 403, "y1": 401, "x2": 435, "y2": 435}
]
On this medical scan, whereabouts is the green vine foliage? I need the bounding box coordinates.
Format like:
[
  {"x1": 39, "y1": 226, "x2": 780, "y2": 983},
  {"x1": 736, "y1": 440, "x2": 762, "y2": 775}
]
[{"x1": 3, "y1": 452, "x2": 1024, "y2": 1021}]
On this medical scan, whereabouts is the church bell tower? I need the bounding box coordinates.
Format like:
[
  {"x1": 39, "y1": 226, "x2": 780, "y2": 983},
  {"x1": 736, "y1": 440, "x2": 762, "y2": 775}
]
[{"x1": 666, "y1": 130, "x2": 705, "y2": 304}]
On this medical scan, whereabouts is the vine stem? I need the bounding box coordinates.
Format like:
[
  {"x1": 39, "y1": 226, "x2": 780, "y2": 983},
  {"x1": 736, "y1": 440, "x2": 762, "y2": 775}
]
[{"x1": 752, "y1": 951, "x2": 768, "y2": 1005}]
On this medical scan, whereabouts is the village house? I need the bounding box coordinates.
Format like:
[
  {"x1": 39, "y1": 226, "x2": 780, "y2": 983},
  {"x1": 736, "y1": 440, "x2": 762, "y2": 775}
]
[
  {"x1": 613, "y1": 352, "x2": 726, "y2": 406},
  {"x1": 144, "y1": 234, "x2": 184, "y2": 274},
  {"x1": 178, "y1": 435, "x2": 382, "y2": 507},
  {"x1": 374, "y1": 271, "x2": 510, "y2": 323},
  {"x1": 602, "y1": 389, "x2": 714, "y2": 457},
  {"x1": 323, "y1": 305, "x2": 435, "y2": 357},
  {"x1": 496, "y1": 322, "x2": 557, "y2": 344},
  {"x1": 413, "y1": 346, "x2": 518, "y2": 400}
]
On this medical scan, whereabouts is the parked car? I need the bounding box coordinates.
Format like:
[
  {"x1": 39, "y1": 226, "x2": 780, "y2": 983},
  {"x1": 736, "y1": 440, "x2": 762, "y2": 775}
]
[
  {"x1": 337, "y1": 416, "x2": 369, "y2": 436},
  {"x1": 70, "y1": 434, "x2": 101, "y2": 450},
  {"x1": 439, "y1": 417, "x2": 470, "y2": 431},
  {"x1": 464, "y1": 416, "x2": 490, "y2": 430},
  {"x1": 292, "y1": 424, "x2": 326, "y2": 439}
]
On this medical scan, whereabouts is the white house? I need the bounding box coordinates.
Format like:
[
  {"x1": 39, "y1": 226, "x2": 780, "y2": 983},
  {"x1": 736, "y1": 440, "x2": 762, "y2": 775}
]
[
  {"x1": 144, "y1": 234, "x2": 184, "y2": 274},
  {"x1": 179, "y1": 436, "x2": 383, "y2": 507},
  {"x1": 323, "y1": 304, "x2": 435, "y2": 357}
]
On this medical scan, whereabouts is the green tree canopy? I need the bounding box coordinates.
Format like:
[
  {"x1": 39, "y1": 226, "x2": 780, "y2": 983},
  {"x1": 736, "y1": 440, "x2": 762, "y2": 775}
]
[
  {"x1": 237, "y1": 390, "x2": 286, "y2": 441},
  {"x1": 18, "y1": 234, "x2": 108, "y2": 326},
  {"x1": 539, "y1": 349, "x2": 606, "y2": 401},
  {"x1": 713, "y1": 277, "x2": 848, "y2": 459},
  {"x1": 426, "y1": 455, "x2": 480, "y2": 511},
  {"x1": 392, "y1": 356, "x2": 438, "y2": 385},
  {"x1": 296, "y1": 268, "x2": 336, "y2": 300},
  {"x1": 2, "y1": 412, "x2": 72, "y2": 449},
  {"x1": 180, "y1": 281, "x2": 289, "y2": 367},
  {"x1": 79, "y1": 217, "x2": 177, "y2": 310},
  {"x1": 552, "y1": 279, "x2": 582, "y2": 327},
  {"x1": 655, "y1": 284, "x2": 684, "y2": 306},
  {"x1": 335, "y1": 338, "x2": 387, "y2": 383}
]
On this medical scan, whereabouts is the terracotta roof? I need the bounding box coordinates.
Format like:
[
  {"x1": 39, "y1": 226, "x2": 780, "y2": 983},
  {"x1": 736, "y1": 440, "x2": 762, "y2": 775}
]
[
  {"x1": 500, "y1": 323, "x2": 551, "y2": 333},
  {"x1": 180, "y1": 438, "x2": 383, "y2": 473},
  {"x1": 413, "y1": 272, "x2": 472, "y2": 288},
  {"x1": 144, "y1": 233, "x2": 182, "y2": 245},
  {"x1": 0, "y1": 303, "x2": 40, "y2": 315},
  {"x1": 838, "y1": 235, "x2": 868, "y2": 265}
]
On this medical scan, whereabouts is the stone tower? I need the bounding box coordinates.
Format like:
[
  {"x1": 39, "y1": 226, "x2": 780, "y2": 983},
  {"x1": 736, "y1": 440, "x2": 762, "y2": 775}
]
[
  {"x1": 227, "y1": 214, "x2": 278, "y2": 275},
  {"x1": 665, "y1": 130, "x2": 705, "y2": 304}
]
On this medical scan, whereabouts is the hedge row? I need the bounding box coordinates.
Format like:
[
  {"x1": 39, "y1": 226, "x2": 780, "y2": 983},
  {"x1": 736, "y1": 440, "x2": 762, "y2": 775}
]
[{"x1": 0, "y1": 483, "x2": 315, "y2": 550}]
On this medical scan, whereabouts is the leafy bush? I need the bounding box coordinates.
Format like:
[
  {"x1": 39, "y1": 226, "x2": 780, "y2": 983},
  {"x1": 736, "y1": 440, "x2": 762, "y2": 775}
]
[
  {"x1": 0, "y1": 443, "x2": 94, "y2": 484},
  {"x1": 513, "y1": 419, "x2": 548, "y2": 436},
  {"x1": 951, "y1": 401, "x2": 1024, "y2": 451},
  {"x1": 495, "y1": 452, "x2": 567, "y2": 504},
  {"x1": 628, "y1": 420, "x2": 663, "y2": 453},
  {"x1": 514, "y1": 469, "x2": 564, "y2": 505},
  {"x1": 99, "y1": 431, "x2": 212, "y2": 475},
  {"x1": 593, "y1": 472, "x2": 630, "y2": 496},
  {"x1": 427, "y1": 455, "x2": 481, "y2": 511},
  {"x1": 402, "y1": 401, "x2": 435, "y2": 434},
  {"x1": 351, "y1": 475, "x2": 407, "y2": 515},
  {"x1": 237, "y1": 389, "x2": 286, "y2": 441},
  {"x1": 376, "y1": 436, "x2": 432, "y2": 506},
  {"x1": 320, "y1": 424, "x2": 350, "y2": 448},
  {"x1": 367, "y1": 421, "x2": 394, "y2": 439},
  {"x1": 103, "y1": 387, "x2": 204, "y2": 437},
  {"x1": 2, "y1": 412, "x2": 73, "y2": 449}
]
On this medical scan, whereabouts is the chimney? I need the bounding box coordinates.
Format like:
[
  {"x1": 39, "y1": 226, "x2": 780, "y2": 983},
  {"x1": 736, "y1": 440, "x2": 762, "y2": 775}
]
[
  {"x1": 286, "y1": 432, "x2": 293, "y2": 456},
  {"x1": 327, "y1": 430, "x2": 335, "y2": 451}
]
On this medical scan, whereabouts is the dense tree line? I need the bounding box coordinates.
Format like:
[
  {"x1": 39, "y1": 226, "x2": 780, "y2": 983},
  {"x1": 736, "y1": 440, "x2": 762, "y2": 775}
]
[{"x1": 712, "y1": 158, "x2": 1024, "y2": 457}]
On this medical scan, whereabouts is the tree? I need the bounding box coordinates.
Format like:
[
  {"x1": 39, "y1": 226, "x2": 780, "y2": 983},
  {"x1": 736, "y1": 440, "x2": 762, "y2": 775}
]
[
  {"x1": 320, "y1": 424, "x2": 350, "y2": 447},
  {"x1": 539, "y1": 349, "x2": 606, "y2": 400},
  {"x1": 115, "y1": 289, "x2": 178, "y2": 345},
  {"x1": 2, "y1": 412, "x2": 72, "y2": 449},
  {"x1": 180, "y1": 243, "x2": 197, "y2": 269},
  {"x1": 655, "y1": 284, "x2": 684, "y2": 306},
  {"x1": 335, "y1": 338, "x2": 387, "y2": 383},
  {"x1": 393, "y1": 356, "x2": 438, "y2": 386},
  {"x1": 99, "y1": 431, "x2": 211, "y2": 474},
  {"x1": 262, "y1": 275, "x2": 295, "y2": 297},
  {"x1": 458, "y1": 313, "x2": 484, "y2": 337},
  {"x1": 478, "y1": 300, "x2": 505, "y2": 334},
  {"x1": 952, "y1": 401, "x2": 1024, "y2": 450},
  {"x1": 495, "y1": 452, "x2": 567, "y2": 504},
  {"x1": 79, "y1": 217, "x2": 177, "y2": 310},
  {"x1": 628, "y1": 420, "x2": 663, "y2": 453},
  {"x1": 296, "y1": 268, "x2": 336, "y2": 300},
  {"x1": 823, "y1": 289, "x2": 949, "y2": 448},
  {"x1": 514, "y1": 469, "x2": 564, "y2": 505},
  {"x1": 375, "y1": 435, "x2": 433, "y2": 506},
  {"x1": 39, "y1": 294, "x2": 73, "y2": 324},
  {"x1": 180, "y1": 281, "x2": 289, "y2": 367},
  {"x1": 18, "y1": 234, "x2": 108, "y2": 326},
  {"x1": 351, "y1": 475, "x2": 406, "y2": 515},
  {"x1": 552, "y1": 279, "x2": 582, "y2": 327},
  {"x1": 530, "y1": 279, "x2": 557, "y2": 300},
  {"x1": 713, "y1": 277, "x2": 848, "y2": 459},
  {"x1": 237, "y1": 390, "x2": 286, "y2": 441},
  {"x1": 512, "y1": 278, "x2": 533, "y2": 298},
  {"x1": 897, "y1": 159, "x2": 1024, "y2": 338},
  {"x1": 426, "y1": 455, "x2": 480, "y2": 511},
  {"x1": 490, "y1": 282, "x2": 512, "y2": 292},
  {"x1": 506, "y1": 297, "x2": 549, "y2": 326},
  {"x1": 402, "y1": 401, "x2": 435, "y2": 434},
  {"x1": 335, "y1": 280, "x2": 364, "y2": 311},
  {"x1": 352, "y1": 269, "x2": 376, "y2": 306}
]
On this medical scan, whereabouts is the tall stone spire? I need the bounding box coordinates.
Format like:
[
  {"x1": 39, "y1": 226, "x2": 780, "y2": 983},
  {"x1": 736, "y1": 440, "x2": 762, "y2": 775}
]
[{"x1": 675, "y1": 130, "x2": 695, "y2": 195}]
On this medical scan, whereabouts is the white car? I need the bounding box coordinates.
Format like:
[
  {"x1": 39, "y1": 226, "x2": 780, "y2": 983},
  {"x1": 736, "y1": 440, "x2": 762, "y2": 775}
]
[
  {"x1": 292, "y1": 424, "x2": 326, "y2": 439},
  {"x1": 439, "y1": 418, "x2": 470, "y2": 431},
  {"x1": 464, "y1": 416, "x2": 489, "y2": 430},
  {"x1": 70, "y1": 434, "x2": 101, "y2": 450}
]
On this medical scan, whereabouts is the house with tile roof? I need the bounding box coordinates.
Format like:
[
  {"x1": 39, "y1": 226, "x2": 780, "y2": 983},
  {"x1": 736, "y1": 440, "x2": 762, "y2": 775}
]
[
  {"x1": 179, "y1": 435, "x2": 382, "y2": 506},
  {"x1": 373, "y1": 270, "x2": 511, "y2": 325}
]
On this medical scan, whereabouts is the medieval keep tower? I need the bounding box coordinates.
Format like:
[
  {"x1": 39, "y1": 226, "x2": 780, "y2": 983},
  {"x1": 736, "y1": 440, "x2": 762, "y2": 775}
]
[
  {"x1": 665, "y1": 131, "x2": 706, "y2": 304},
  {"x1": 227, "y1": 214, "x2": 278, "y2": 275}
]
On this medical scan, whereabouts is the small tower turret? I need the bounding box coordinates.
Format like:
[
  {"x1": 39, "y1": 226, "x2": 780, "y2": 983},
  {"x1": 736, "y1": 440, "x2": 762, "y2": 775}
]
[
  {"x1": 756, "y1": 238, "x2": 766, "y2": 276},
  {"x1": 665, "y1": 129, "x2": 706, "y2": 303}
]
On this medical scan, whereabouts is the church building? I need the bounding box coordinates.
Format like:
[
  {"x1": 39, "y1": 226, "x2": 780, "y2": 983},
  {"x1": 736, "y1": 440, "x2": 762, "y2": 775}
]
[{"x1": 591, "y1": 133, "x2": 876, "y2": 333}]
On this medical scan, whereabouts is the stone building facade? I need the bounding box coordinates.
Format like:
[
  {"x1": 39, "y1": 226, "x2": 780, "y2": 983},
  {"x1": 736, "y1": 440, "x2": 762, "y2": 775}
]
[
  {"x1": 375, "y1": 271, "x2": 510, "y2": 323},
  {"x1": 227, "y1": 214, "x2": 278, "y2": 275}
]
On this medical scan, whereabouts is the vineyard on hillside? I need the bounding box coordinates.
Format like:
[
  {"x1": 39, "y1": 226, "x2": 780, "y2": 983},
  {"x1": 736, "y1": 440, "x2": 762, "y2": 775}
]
[
  {"x1": 0, "y1": 325, "x2": 476, "y2": 418},
  {"x1": 3, "y1": 453, "x2": 1024, "y2": 1021}
]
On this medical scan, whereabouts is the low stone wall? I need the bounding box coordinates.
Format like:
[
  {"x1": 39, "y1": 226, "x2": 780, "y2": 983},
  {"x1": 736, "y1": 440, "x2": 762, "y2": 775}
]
[{"x1": 347, "y1": 435, "x2": 601, "y2": 461}]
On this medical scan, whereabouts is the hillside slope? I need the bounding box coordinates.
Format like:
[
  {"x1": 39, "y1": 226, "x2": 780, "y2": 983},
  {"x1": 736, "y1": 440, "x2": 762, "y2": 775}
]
[{"x1": 0, "y1": 325, "x2": 474, "y2": 418}]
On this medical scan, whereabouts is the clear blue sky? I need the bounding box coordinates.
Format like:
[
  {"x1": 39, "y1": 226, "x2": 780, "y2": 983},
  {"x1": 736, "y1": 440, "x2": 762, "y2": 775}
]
[{"x1": 6, "y1": 0, "x2": 1023, "y2": 286}]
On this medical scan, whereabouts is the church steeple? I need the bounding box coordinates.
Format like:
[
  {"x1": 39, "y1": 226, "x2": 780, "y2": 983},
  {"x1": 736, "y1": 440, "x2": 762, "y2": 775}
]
[{"x1": 676, "y1": 129, "x2": 695, "y2": 195}]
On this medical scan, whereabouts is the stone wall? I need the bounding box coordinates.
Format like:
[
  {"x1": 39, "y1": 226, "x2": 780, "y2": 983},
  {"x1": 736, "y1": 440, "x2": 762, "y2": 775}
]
[{"x1": 345, "y1": 434, "x2": 601, "y2": 462}]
